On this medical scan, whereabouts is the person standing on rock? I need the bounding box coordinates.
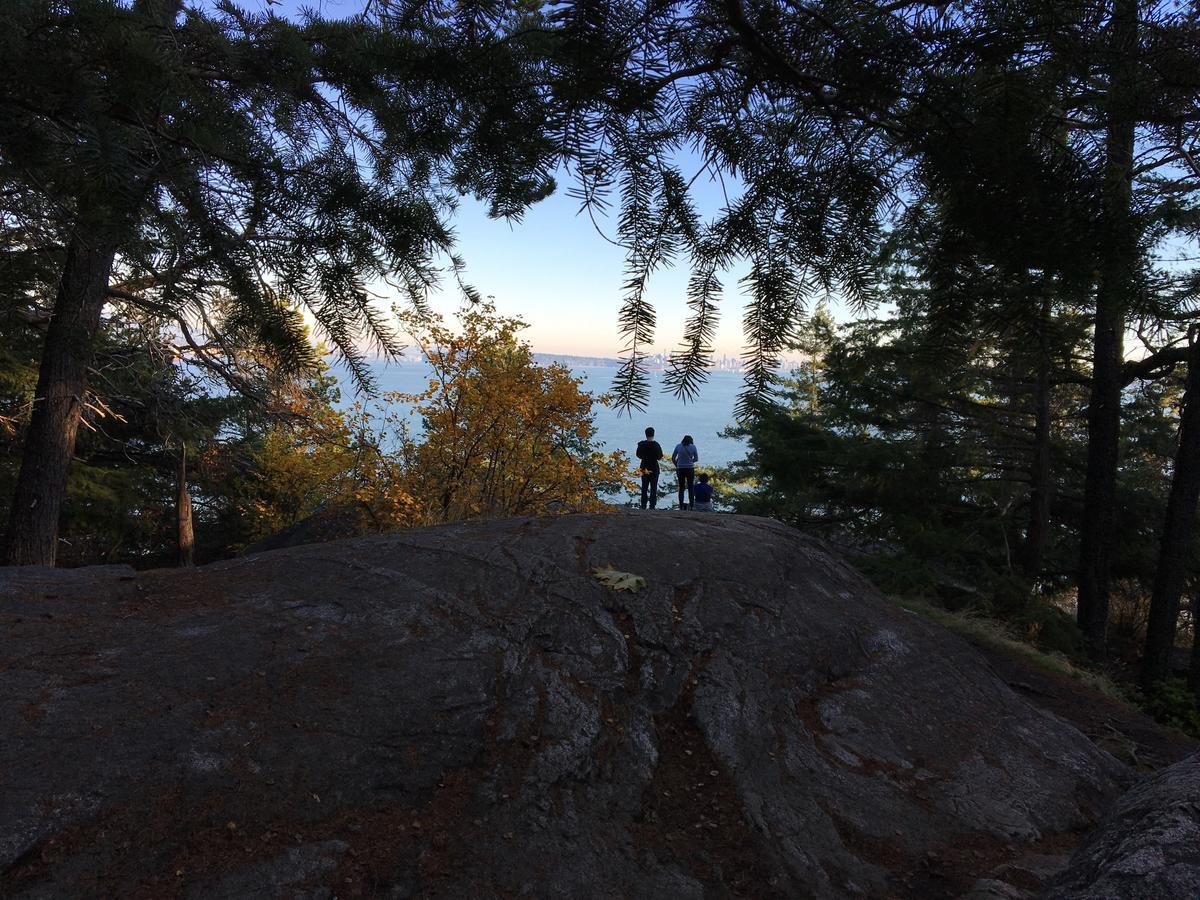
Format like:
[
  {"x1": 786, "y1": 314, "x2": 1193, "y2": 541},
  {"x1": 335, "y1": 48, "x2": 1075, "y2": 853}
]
[
  {"x1": 635, "y1": 427, "x2": 664, "y2": 510},
  {"x1": 672, "y1": 435, "x2": 699, "y2": 509}
]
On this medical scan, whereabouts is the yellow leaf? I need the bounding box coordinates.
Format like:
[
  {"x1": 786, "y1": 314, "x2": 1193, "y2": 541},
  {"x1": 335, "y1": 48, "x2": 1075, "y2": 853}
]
[{"x1": 592, "y1": 565, "x2": 646, "y2": 593}]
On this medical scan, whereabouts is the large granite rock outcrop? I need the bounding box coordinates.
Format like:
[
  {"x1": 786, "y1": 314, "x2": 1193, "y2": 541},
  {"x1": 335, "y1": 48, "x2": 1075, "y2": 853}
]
[
  {"x1": 1, "y1": 513, "x2": 1128, "y2": 897},
  {"x1": 1046, "y1": 751, "x2": 1200, "y2": 899}
]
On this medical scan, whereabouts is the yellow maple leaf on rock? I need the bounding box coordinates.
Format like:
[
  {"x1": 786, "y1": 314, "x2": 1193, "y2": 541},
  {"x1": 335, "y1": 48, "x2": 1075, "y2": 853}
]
[{"x1": 592, "y1": 565, "x2": 646, "y2": 593}]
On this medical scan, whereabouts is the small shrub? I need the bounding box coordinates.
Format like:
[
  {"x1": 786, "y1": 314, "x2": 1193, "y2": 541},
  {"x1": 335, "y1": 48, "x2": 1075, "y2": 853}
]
[
  {"x1": 1141, "y1": 678, "x2": 1200, "y2": 738},
  {"x1": 1107, "y1": 579, "x2": 1153, "y2": 659},
  {"x1": 1013, "y1": 603, "x2": 1086, "y2": 662}
]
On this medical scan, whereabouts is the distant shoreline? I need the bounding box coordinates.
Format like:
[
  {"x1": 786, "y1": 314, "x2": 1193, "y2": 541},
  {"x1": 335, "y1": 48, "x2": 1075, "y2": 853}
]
[
  {"x1": 343, "y1": 356, "x2": 752, "y2": 469},
  {"x1": 362, "y1": 352, "x2": 798, "y2": 372}
]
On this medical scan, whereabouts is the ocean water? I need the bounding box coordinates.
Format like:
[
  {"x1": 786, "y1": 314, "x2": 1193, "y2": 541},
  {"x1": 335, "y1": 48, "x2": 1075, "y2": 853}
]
[
  {"x1": 574, "y1": 366, "x2": 749, "y2": 469},
  {"x1": 342, "y1": 361, "x2": 750, "y2": 470}
]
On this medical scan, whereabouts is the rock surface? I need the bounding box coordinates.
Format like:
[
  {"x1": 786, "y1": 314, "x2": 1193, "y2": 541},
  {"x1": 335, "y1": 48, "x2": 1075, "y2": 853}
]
[
  {"x1": 1045, "y1": 751, "x2": 1200, "y2": 899},
  {"x1": 240, "y1": 503, "x2": 365, "y2": 556},
  {"x1": 1, "y1": 513, "x2": 1129, "y2": 898}
]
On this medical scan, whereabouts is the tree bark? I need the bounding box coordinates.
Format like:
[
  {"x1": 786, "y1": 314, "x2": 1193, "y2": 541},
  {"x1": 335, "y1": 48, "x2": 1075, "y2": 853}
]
[
  {"x1": 1077, "y1": 288, "x2": 1125, "y2": 657},
  {"x1": 1020, "y1": 294, "x2": 1053, "y2": 579},
  {"x1": 1191, "y1": 595, "x2": 1200, "y2": 701},
  {"x1": 4, "y1": 0, "x2": 183, "y2": 567},
  {"x1": 5, "y1": 235, "x2": 117, "y2": 566},
  {"x1": 1141, "y1": 334, "x2": 1200, "y2": 689},
  {"x1": 1076, "y1": 0, "x2": 1139, "y2": 658},
  {"x1": 176, "y1": 445, "x2": 195, "y2": 567}
]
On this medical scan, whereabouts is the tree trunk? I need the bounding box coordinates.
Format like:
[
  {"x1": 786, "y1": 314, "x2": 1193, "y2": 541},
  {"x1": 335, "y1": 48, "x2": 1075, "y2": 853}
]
[
  {"x1": 1076, "y1": 297, "x2": 1123, "y2": 655},
  {"x1": 1020, "y1": 295, "x2": 1053, "y2": 579},
  {"x1": 1076, "y1": 0, "x2": 1139, "y2": 658},
  {"x1": 4, "y1": 0, "x2": 182, "y2": 567},
  {"x1": 1141, "y1": 334, "x2": 1200, "y2": 689},
  {"x1": 176, "y1": 445, "x2": 195, "y2": 567},
  {"x1": 5, "y1": 235, "x2": 117, "y2": 566},
  {"x1": 1191, "y1": 595, "x2": 1200, "y2": 701}
]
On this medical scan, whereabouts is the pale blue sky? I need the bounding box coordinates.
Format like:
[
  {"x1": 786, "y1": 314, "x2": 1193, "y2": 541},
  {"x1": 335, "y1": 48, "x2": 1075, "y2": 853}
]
[
  {"x1": 429, "y1": 184, "x2": 763, "y2": 358},
  {"x1": 217, "y1": 0, "x2": 796, "y2": 358}
]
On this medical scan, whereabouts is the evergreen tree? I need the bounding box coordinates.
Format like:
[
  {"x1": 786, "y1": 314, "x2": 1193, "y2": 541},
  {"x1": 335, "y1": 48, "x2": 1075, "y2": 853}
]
[
  {"x1": 0, "y1": 311, "x2": 264, "y2": 566},
  {"x1": 1, "y1": 0, "x2": 559, "y2": 563},
  {"x1": 548, "y1": 1, "x2": 1199, "y2": 661},
  {"x1": 730, "y1": 301, "x2": 1093, "y2": 613}
]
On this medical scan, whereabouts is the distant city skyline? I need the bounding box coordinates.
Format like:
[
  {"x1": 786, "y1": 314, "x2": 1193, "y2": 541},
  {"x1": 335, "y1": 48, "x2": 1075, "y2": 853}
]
[{"x1": 374, "y1": 347, "x2": 807, "y2": 372}]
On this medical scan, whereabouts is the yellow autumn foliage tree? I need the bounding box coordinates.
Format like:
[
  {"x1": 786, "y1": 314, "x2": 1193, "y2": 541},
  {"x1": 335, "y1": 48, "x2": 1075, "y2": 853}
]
[
  {"x1": 239, "y1": 303, "x2": 634, "y2": 540},
  {"x1": 228, "y1": 361, "x2": 422, "y2": 546},
  {"x1": 389, "y1": 303, "x2": 636, "y2": 522}
]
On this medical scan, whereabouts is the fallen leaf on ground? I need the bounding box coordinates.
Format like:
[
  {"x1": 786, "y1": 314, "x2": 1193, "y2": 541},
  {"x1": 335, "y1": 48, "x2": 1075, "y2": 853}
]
[{"x1": 592, "y1": 565, "x2": 647, "y2": 593}]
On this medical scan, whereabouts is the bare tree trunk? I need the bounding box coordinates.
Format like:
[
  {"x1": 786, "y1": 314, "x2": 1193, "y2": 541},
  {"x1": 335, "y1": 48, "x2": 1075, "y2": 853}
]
[
  {"x1": 1191, "y1": 596, "x2": 1200, "y2": 701},
  {"x1": 1021, "y1": 294, "x2": 1053, "y2": 579},
  {"x1": 176, "y1": 445, "x2": 195, "y2": 567},
  {"x1": 1077, "y1": 296, "x2": 1124, "y2": 657},
  {"x1": 1077, "y1": 0, "x2": 1139, "y2": 658},
  {"x1": 5, "y1": 235, "x2": 117, "y2": 566},
  {"x1": 1141, "y1": 334, "x2": 1200, "y2": 689}
]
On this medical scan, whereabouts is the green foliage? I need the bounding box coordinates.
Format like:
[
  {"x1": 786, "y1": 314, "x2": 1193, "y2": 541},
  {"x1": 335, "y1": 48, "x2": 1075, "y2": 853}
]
[
  {"x1": 550, "y1": 0, "x2": 917, "y2": 411},
  {"x1": 0, "y1": 0, "x2": 561, "y2": 390},
  {"x1": 1141, "y1": 678, "x2": 1200, "y2": 738},
  {"x1": 1012, "y1": 602, "x2": 1087, "y2": 662},
  {"x1": 56, "y1": 460, "x2": 172, "y2": 565},
  {"x1": 728, "y1": 255, "x2": 1198, "y2": 629},
  {"x1": 730, "y1": 310, "x2": 1073, "y2": 605},
  {"x1": 541, "y1": 0, "x2": 1200, "y2": 414},
  {"x1": 0, "y1": 300, "x2": 346, "y2": 564}
]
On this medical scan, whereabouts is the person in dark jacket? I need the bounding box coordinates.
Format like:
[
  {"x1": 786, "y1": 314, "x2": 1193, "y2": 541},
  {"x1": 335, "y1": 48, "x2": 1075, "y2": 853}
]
[
  {"x1": 635, "y1": 427, "x2": 664, "y2": 510},
  {"x1": 693, "y1": 472, "x2": 714, "y2": 511}
]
